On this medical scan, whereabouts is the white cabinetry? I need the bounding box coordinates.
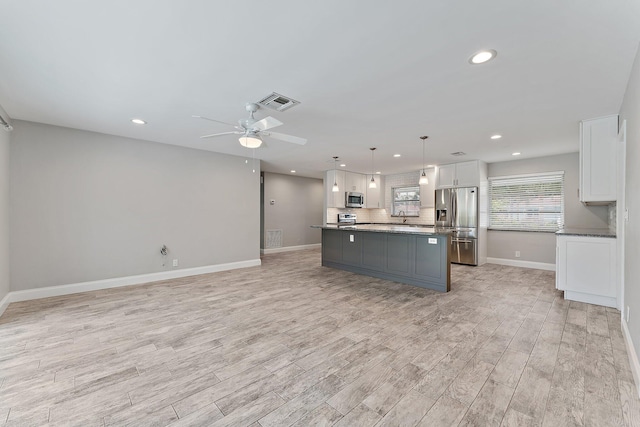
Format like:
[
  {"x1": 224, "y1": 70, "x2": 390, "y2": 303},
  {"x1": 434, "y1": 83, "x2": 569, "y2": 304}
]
[
  {"x1": 579, "y1": 115, "x2": 618, "y2": 204},
  {"x1": 366, "y1": 175, "x2": 385, "y2": 208},
  {"x1": 345, "y1": 172, "x2": 366, "y2": 194},
  {"x1": 556, "y1": 234, "x2": 617, "y2": 308},
  {"x1": 325, "y1": 170, "x2": 345, "y2": 208},
  {"x1": 436, "y1": 161, "x2": 483, "y2": 189},
  {"x1": 419, "y1": 168, "x2": 436, "y2": 208}
]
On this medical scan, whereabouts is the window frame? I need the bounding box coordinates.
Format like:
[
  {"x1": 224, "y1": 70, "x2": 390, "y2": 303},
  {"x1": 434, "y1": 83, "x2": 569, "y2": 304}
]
[
  {"x1": 391, "y1": 185, "x2": 421, "y2": 217},
  {"x1": 488, "y1": 171, "x2": 565, "y2": 232}
]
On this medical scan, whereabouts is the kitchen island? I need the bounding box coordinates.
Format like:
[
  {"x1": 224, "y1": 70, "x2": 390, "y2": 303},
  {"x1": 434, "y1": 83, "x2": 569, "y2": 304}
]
[{"x1": 313, "y1": 224, "x2": 451, "y2": 292}]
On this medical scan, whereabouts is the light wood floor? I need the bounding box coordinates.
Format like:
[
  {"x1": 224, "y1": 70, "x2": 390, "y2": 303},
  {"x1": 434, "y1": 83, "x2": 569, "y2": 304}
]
[{"x1": 1, "y1": 248, "x2": 639, "y2": 426}]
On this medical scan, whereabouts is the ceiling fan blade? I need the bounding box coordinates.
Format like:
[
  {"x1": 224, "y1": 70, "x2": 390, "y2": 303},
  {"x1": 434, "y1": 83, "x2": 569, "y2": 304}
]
[
  {"x1": 192, "y1": 115, "x2": 237, "y2": 128},
  {"x1": 251, "y1": 116, "x2": 283, "y2": 131},
  {"x1": 200, "y1": 131, "x2": 240, "y2": 139},
  {"x1": 262, "y1": 131, "x2": 307, "y2": 145}
]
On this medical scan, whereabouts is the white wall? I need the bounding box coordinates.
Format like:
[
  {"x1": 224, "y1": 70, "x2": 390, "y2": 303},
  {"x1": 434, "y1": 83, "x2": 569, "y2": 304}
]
[
  {"x1": 620, "y1": 43, "x2": 640, "y2": 380},
  {"x1": 262, "y1": 172, "x2": 322, "y2": 249},
  {"x1": 10, "y1": 121, "x2": 260, "y2": 291},
  {"x1": 0, "y1": 123, "x2": 10, "y2": 303},
  {"x1": 487, "y1": 152, "x2": 609, "y2": 264}
]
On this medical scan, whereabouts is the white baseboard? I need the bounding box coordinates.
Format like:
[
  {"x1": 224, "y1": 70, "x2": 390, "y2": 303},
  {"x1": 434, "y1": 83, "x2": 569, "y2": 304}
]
[
  {"x1": 487, "y1": 257, "x2": 555, "y2": 271},
  {"x1": 0, "y1": 259, "x2": 261, "y2": 318},
  {"x1": 622, "y1": 317, "x2": 640, "y2": 398},
  {"x1": 564, "y1": 290, "x2": 617, "y2": 308},
  {"x1": 0, "y1": 292, "x2": 10, "y2": 319},
  {"x1": 261, "y1": 243, "x2": 321, "y2": 255}
]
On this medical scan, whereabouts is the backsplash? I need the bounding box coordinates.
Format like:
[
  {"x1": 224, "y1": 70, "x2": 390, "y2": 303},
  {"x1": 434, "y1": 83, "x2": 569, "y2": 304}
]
[{"x1": 327, "y1": 207, "x2": 435, "y2": 225}]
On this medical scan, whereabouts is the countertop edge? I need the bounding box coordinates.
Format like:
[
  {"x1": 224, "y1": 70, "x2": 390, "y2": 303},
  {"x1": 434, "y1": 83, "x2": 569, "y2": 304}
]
[{"x1": 556, "y1": 229, "x2": 616, "y2": 238}]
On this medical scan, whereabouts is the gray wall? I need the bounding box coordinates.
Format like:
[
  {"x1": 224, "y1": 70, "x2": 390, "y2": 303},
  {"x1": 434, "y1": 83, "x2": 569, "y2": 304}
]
[
  {"x1": 0, "y1": 125, "x2": 9, "y2": 301},
  {"x1": 10, "y1": 121, "x2": 260, "y2": 291},
  {"x1": 262, "y1": 172, "x2": 322, "y2": 249},
  {"x1": 620, "y1": 44, "x2": 640, "y2": 372},
  {"x1": 487, "y1": 152, "x2": 609, "y2": 264}
]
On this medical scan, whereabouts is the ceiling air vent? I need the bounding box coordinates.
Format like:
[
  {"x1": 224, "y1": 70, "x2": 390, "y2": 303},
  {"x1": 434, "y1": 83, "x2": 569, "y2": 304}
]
[
  {"x1": 257, "y1": 92, "x2": 300, "y2": 112},
  {"x1": 450, "y1": 151, "x2": 466, "y2": 156}
]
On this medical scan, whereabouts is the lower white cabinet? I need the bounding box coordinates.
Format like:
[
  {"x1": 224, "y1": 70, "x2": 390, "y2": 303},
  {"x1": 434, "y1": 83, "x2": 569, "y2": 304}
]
[{"x1": 556, "y1": 234, "x2": 617, "y2": 308}]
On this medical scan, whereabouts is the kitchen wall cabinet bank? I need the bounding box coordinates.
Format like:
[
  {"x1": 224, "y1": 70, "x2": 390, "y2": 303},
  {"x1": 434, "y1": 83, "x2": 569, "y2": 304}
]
[
  {"x1": 579, "y1": 115, "x2": 618, "y2": 204},
  {"x1": 556, "y1": 234, "x2": 617, "y2": 308},
  {"x1": 436, "y1": 160, "x2": 486, "y2": 189},
  {"x1": 326, "y1": 170, "x2": 367, "y2": 208}
]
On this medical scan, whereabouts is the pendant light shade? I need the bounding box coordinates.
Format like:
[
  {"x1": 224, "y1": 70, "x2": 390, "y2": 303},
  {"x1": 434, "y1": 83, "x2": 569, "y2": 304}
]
[
  {"x1": 332, "y1": 156, "x2": 340, "y2": 192},
  {"x1": 419, "y1": 136, "x2": 429, "y2": 185},
  {"x1": 369, "y1": 148, "x2": 377, "y2": 189}
]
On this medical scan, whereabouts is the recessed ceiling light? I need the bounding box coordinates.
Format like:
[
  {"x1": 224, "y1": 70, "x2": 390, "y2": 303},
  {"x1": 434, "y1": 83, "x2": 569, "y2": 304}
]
[
  {"x1": 427, "y1": 164, "x2": 435, "y2": 167},
  {"x1": 290, "y1": 170, "x2": 296, "y2": 173},
  {"x1": 490, "y1": 134, "x2": 502, "y2": 140},
  {"x1": 512, "y1": 152, "x2": 521, "y2": 156},
  {"x1": 469, "y1": 49, "x2": 497, "y2": 65},
  {"x1": 393, "y1": 154, "x2": 401, "y2": 158},
  {"x1": 131, "y1": 118, "x2": 146, "y2": 125},
  {"x1": 340, "y1": 164, "x2": 346, "y2": 167},
  {"x1": 376, "y1": 171, "x2": 381, "y2": 174}
]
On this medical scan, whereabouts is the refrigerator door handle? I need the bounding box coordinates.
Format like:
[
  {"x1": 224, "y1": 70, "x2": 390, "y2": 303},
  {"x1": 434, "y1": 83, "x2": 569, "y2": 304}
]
[{"x1": 451, "y1": 189, "x2": 457, "y2": 227}]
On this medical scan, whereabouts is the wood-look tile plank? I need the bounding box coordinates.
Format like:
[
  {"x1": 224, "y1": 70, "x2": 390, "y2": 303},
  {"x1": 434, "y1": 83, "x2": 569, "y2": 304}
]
[
  {"x1": 0, "y1": 249, "x2": 638, "y2": 426},
  {"x1": 374, "y1": 389, "x2": 435, "y2": 427},
  {"x1": 332, "y1": 403, "x2": 382, "y2": 427},
  {"x1": 289, "y1": 402, "x2": 343, "y2": 427},
  {"x1": 417, "y1": 394, "x2": 468, "y2": 426},
  {"x1": 459, "y1": 379, "x2": 514, "y2": 427}
]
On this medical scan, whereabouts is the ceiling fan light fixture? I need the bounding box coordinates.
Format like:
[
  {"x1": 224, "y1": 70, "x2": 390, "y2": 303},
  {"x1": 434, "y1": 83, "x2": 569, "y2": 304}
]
[{"x1": 239, "y1": 133, "x2": 262, "y2": 148}]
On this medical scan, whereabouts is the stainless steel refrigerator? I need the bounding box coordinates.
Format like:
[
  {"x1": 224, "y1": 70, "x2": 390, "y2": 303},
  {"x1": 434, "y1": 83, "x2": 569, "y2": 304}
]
[{"x1": 435, "y1": 187, "x2": 479, "y2": 265}]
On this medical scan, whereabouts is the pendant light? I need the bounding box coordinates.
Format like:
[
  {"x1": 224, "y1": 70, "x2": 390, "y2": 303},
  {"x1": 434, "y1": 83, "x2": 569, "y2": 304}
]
[
  {"x1": 369, "y1": 148, "x2": 377, "y2": 189},
  {"x1": 332, "y1": 156, "x2": 340, "y2": 192},
  {"x1": 419, "y1": 136, "x2": 429, "y2": 185}
]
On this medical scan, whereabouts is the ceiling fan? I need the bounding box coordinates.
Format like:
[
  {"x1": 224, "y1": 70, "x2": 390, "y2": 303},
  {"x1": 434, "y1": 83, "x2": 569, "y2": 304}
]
[{"x1": 193, "y1": 103, "x2": 307, "y2": 148}]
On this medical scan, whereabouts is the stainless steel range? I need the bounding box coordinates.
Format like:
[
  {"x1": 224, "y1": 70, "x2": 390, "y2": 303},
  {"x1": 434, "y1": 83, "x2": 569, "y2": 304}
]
[{"x1": 337, "y1": 213, "x2": 357, "y2": 225}]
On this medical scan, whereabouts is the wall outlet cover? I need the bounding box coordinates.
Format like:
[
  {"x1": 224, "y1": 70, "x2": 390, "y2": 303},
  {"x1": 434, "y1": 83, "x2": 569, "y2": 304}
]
[{"x1": 172, "y1": 259, "x2": 178, "y2": 267}]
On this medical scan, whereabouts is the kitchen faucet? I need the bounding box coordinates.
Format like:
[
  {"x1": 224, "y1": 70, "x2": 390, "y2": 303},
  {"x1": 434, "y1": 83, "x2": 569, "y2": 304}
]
[{"x1": 398, "y1": 210, "x2": 407, "y2": 223}]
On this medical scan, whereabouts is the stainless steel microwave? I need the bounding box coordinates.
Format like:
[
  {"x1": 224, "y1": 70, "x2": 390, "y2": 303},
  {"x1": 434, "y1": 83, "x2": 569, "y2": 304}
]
[{"x1": 345, "y1": 192, "x2": 364, "y2": 208}]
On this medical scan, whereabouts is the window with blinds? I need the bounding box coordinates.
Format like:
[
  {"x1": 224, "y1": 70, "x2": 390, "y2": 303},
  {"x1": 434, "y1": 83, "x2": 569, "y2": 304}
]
[
  {"x1": 392, "y1": 186, "x2": 421, "y2": 216},
  {"x1": 489, "y1": 172, "x2": 564, "y2": 232}
]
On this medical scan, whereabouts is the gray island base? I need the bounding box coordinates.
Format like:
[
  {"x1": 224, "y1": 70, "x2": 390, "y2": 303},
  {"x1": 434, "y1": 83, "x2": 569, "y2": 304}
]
[{"x1": 316, "y1": 225, "x2": 451, "y2": 292}]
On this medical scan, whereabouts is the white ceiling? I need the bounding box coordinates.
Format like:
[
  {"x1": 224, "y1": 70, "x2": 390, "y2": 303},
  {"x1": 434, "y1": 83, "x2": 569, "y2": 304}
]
[{"x1": 1, "y1": 1, "x2": 639, "y2": 179}]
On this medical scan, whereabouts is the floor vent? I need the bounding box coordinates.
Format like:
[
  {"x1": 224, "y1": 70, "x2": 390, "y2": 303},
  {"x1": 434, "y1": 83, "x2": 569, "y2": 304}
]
[
  {"x1": 257, "y1": 93, "x2": 300, "y2": 112},
  {"x1": 265, "y1": 229, "x2": 283, "y2": 248}
]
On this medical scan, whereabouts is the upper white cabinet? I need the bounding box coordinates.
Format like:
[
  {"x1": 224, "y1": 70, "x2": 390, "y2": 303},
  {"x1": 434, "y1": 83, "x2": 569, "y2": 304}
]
[
  {"x1": 366, "y1": 175, "x2": 385, "y2": 208},
  {"x1": 345, "y1": 171, "x2": 366, "y2": 194},
  {"x1": 419, "y1": 168, "x2": 436, "y2": 207},
  {"x1": 436, "y1": 160, "x2": 485, "y2": 189},
  {"x1": 325, "y1": 169, "x2": 345, "y2": 208},
  {"x1": 580, "y1": 115, "x2": 618, "y2": 204}
]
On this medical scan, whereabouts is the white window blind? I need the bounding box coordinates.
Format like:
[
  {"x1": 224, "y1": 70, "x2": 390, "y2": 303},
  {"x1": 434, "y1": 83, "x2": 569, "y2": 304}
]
[
  {"x1": 489, "y1": 172, "x2": 564, "y2": 232},
  {"x1": 392, "y1": 186, "x2": 420, "y2": 216}
]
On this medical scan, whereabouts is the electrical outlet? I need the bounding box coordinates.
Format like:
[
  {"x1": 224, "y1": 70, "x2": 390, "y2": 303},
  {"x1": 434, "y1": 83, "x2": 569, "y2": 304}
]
[
  {"x1": 515, "y1": 251, "x2": 521, "y2": 258},
  {"x1": 172, "y1": 259, "x2": 179, "y2": 267},
  {"x1": 627, "y1": 306, "x2": 630, "y2": 323}
]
